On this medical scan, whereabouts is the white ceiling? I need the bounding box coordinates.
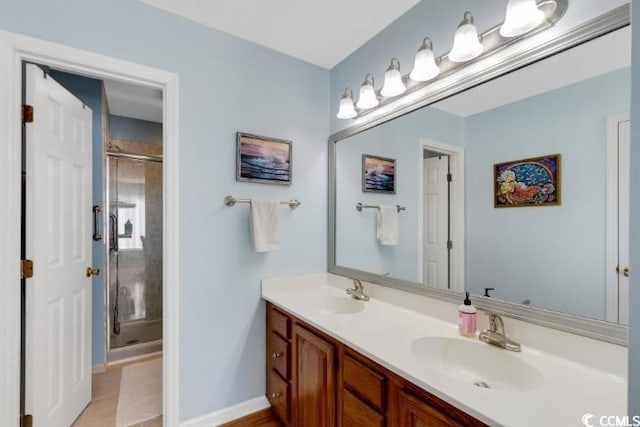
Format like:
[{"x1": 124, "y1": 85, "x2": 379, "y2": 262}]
[
  {"x1": 103, "y1": 79, "x2": 163, "y2": 123},
  {"x1": 434, "y1": 27, "x2": 631, "y2": 118},
  {"x1": 137, "y1": 0, "x2": 420, "y2": 69}
]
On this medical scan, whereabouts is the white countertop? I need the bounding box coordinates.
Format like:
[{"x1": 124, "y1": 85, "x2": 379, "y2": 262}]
[{"x1": 262, "y1": 273, "x2": 627, "y2": 427}]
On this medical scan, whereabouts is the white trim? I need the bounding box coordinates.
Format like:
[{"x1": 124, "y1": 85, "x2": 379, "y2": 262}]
[
  {"x1": 605, "y1": 114, "x2": 630, "y2": 323},
  {"x1": 0, "y1": 30, "x2": 180, "y2": 427},
  {"x1": 180, "y1": 397, "x2": 270, "y2": 427},
  {"x1": 417, "y1": 139, "x2": 465, "y2": 292},
  {"x1": 0, "y1": 35, "x2": 22, "y2": 427}
]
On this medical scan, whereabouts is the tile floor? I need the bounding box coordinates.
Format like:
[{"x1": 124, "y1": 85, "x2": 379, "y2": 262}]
[{"x1": 71, "y1": 355, "x2": 162, "y2": 427}]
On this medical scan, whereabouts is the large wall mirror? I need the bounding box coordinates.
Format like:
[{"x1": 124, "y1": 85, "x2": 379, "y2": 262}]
[{"x1": 329, "y1": 6, "x2": 630, "y2": 344}]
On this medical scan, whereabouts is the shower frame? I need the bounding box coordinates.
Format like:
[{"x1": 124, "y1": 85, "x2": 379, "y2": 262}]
[{"x1": 104, "y1": 149, "x2": 164, "y2": 362}]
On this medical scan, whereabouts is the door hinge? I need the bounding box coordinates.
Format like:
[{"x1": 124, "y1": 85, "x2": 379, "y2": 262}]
[
  {"x1": 447, "y1": 240, "x2": 453, "y2": 250},
  {"x1": 617, "y1": 266, "x2": 630, "y2": 278},
  {"x1": 21, "y1": 414, "x2": 33, "y2": 427},
  {"x1": 21, "y1": 259, "x2": 34, "y2": 279},
  {"x1": 447, "y1": 173, "x2": 452, "y2": 182},
  {"x1": 22, "y1": 104, "x2": 34, "y2": 124}
]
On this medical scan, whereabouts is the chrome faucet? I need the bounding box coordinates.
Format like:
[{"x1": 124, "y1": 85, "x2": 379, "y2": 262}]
[
  {"x1": 478, "y1": 313, "x2": 521, "y2": 352},
  {"x1": 346, "y1": 279, "x2": 370, "y2": 301}
]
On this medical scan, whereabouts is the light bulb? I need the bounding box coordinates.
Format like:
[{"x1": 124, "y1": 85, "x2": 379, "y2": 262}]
[
  {"x1": 356, "y1": 74, "x2": 379, "y2": 110},
  {"x1": 410, "y1": 38, "x2": 440, "y2": 82},
  {"x1": 336, "y1": 88, "x2": 357, "y2": 119},
  {"x1": 381, "y1": 58, "x2": 406, "y2": 97},
  {"x1": 500, "y1": 0, "x2": 545, "y2": 37},
  {"x1": 449, "y1": 11, "x2": 484, "y2": 63}
]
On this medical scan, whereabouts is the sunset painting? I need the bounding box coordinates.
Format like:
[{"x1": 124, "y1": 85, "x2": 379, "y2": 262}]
[
  {"x1": 237, "y1": 133, "x2": 292, "y2": 185},
  {"x1": 362, "y1": 154, "x2": 396, "y2": 194}
]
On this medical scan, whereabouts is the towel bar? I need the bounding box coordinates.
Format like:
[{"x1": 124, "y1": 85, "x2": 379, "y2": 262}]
[
  {"x1": 356, "y1": 203, "x2": 405, "y2": 213},
  {"x1": 224, "y1": 195, "x2": 301, "y2": 209}
]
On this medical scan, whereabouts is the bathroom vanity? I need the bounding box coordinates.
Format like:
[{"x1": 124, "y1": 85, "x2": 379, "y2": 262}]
[
  {"x1": 262, "y1": 274, "x2": 626, "y2": 427},
  {"x1": 266, "y1": 301, "x2": 484, "y2": 427}
]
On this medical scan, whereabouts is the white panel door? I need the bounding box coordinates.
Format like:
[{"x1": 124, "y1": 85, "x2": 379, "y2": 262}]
[
  {"x1": 423, "y1": 156, "x2": 449, "y2": 289},
  {"x1": 618, "y1": 119, "x2": 630, "y2": 325},
  {"x1": 24, "y1": 64, "x2": 93, "y2": 427}
]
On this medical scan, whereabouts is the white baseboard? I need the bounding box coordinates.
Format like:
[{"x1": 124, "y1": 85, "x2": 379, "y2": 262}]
[
  {"x1": 92, "y1": 363, "x2": 106, "y2": 374},
  {"x1": 180, "y1": 396, "x2": 270, "y2": 427}
]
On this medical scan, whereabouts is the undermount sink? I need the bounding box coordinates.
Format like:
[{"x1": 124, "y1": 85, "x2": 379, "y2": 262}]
[
  {"x1": 320, "y1": 295, "x2": 365, "y2": 315},
  {"x1": 410, "y1": 337, "x2": 543, "y2": 392}
]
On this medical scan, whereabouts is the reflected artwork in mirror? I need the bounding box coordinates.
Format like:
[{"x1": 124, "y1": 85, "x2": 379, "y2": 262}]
[{"x1": 330, "y1": 7, "x2": 631, "y2": 343}]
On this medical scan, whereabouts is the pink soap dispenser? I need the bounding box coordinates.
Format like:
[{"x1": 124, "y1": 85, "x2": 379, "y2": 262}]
[{"x1": 458, "y1": 292, "x2": 477, "y2": 337}]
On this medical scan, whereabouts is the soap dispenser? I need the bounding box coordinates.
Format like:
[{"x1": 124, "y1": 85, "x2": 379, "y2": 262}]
[{"x1": 458, "y1": 292, "x2": 477, "y2": 337}]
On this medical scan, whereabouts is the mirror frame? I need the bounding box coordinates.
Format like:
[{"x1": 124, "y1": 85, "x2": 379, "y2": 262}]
[{"x1": 328, "y1": 5, "x2": 630, "y2": 346}]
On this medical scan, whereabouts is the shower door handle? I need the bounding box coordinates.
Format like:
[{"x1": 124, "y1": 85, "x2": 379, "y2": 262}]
[
  {"x1": 109, "y1": 214, "x2": 119, "y2": 252},
  {"x1": 92, "y1": 205, "x2": 102, "y2": 241}
]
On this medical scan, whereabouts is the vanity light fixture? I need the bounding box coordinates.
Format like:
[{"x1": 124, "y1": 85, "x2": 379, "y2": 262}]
[
  {"x1": 336, "y1": 87, "x2": 357, "y2": 119},
  {"x1": 410, "y1": 38, "x2": 440, "y2": 82},
  {"x1": 500, "y1": 0, "x2": 546, "y2": 37},
  {"x1": 381, "y1": 58, "x2": 407, "y2": 97},
  {"x1": 335, "y1": 1, "x2": 567, "y2": 120},
  {"x1": 449, "y1": 11, "x2": 484, "y2": 63},
  {"x1": 356, "y1": 74, "x2": 379, "y2": 109}
]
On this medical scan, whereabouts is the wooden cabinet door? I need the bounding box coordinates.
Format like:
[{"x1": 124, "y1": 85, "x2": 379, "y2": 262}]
[
  {"x1": 293, "y1": 325, "x2": 336, "y2": 427},
  {"x1": 342, "y1": 389, "x2": 384, "y2": 427},
  {"x1": 398, "y1": 390, "x2": 462, "y2": 427}
]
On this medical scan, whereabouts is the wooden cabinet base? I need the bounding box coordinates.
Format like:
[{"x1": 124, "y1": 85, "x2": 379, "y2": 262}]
[{"x1": 266, "y1": 302, "x2": 486, "y2": 427}]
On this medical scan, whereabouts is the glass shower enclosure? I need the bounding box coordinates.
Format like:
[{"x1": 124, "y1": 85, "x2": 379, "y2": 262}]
[{"x1": 106, "y1": 151, "x2": 163, "y2": 360}]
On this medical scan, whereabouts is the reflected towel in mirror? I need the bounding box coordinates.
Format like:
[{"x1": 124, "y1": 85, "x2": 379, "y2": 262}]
[
  {"x1": 250, "y1": 199, "x2": 280, "y2": 252},
  {"x1": 377, "y1": 205, "x2": 398, "y2": 245}
]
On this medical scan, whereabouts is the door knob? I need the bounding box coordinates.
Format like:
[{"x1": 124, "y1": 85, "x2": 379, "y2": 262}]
[{"x1": 86, "y1": 267, "x2": 100, "y2": 277}]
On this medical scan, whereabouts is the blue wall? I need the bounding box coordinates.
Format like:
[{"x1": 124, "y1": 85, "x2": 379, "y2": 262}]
[
  {"x1": 629, "y1": 1, "x2": 639, "y2": 416},
  {"x1": 0, "y1": 0, "x2": 330, "y2": 420},
  {"x1": 47, "y1": 70, "x2": 106, "y2": 366},
  {"x1": 110, "y1": 115, "x2": 163, "y2": 144}
]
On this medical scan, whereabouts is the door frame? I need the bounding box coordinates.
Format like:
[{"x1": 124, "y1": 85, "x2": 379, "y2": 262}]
[
  {"x1": 0, "y1": 30, "x2": 181, "y2": 426},
  {"x1": 605, "y1": 113, "x2": 630, "y2": 323},
  {"x1": 417, "y1": 139, "x2": 465, "y2": 292}
]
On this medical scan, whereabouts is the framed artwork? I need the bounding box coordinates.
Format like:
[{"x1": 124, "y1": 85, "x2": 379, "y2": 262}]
[
  {"x1": 362, "y1": 154, "x2": 396, "y2": 194},
  {"x1": 236, "y1": 132, "x2": 292, "y2": 185},
  {"x1": 494, "y1": 153, "x2": 561, "y2": 208}
]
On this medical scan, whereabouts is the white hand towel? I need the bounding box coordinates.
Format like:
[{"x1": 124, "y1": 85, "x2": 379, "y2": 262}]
[
  {"x1": 250, "y1": 200, "x2": 280, "y2": 252},
  {"x1": 377, "y1": 205, "x2": 399, "y2": 245}
]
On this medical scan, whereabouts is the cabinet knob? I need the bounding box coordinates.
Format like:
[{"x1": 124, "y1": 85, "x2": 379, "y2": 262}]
[
  {"x1": 272, "y1": 352, "x2": 283, "y2": 359},
  {"x1": 270, "y1": 392, "x2": 281, "y2": 399}
]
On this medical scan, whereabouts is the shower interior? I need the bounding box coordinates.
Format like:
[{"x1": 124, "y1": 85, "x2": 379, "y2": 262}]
[{"x1": 106, "y1": 144, "x2": 163, "y2": 361}]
